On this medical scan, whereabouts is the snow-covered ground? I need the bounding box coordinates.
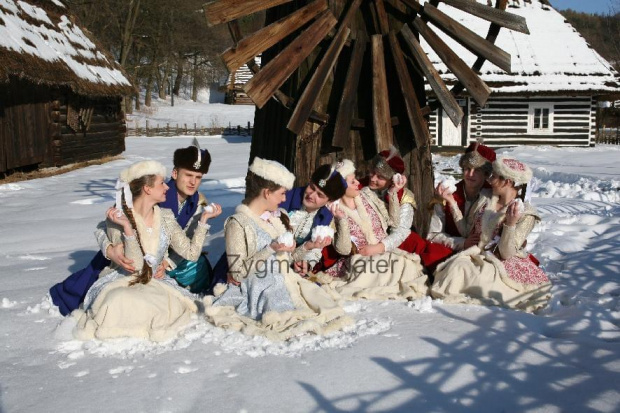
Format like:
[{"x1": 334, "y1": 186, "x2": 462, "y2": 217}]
[
  {"x1": 126, "y1": 89, "x2": 256, "y2": 130},
  {"x1": 0, "y1": 138, "x2": 618, "y2": 412}
]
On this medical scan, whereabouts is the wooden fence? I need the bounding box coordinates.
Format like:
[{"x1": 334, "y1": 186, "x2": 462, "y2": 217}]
[
  {"x1": 596, "y1": 128, "x2": 620, "y2": 145},
  {"x1": 127, "y1": 121, "x2": 253, "y2": 137}
]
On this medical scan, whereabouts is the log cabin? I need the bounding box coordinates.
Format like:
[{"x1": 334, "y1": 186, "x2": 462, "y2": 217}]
[
  {"x1": 427, "y1": 0, "x2": 620, "y2": 148},
  {"x1": 0, "y1": 0, "x2": 134, "y2": 176}
]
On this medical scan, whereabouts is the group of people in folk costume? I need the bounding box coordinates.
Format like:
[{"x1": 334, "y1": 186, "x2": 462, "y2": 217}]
[{"x1": 49, "y1": 139, "x2": 551, "y2": 342}]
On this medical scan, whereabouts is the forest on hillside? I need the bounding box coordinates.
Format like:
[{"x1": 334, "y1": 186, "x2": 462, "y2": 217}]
[
  {"x1": 65, "y1": 0, "x2": 264, "y2": 110},
  {"x1": 65, "y1": 0, "x2": 619, "y2": 112}
]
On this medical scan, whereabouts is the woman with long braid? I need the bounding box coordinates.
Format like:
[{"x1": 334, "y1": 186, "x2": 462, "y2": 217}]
[{"x1": 73, "y1": 160, "x2": 221, "y2": 341}]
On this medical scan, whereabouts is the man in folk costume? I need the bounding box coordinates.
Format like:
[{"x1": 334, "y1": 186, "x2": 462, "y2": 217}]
[
  {"x1": 427, "y1": 141, "x2": 496, "y2": 267},
  {"x1": 50, "y1": 140, "x2": 216, "y2": 315}
]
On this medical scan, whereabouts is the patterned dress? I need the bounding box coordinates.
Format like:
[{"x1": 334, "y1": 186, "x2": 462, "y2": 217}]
[{"x1": 431, "y1": 197, "x2": 551, "y2": 312}]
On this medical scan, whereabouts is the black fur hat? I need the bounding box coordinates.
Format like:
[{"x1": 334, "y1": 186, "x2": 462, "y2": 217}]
[
  {"x1": 173, "y1": 139, "x2": 211, "y2": 174},
  {"x1": 310, "y1": 164, "x2": 347, "y2": 201}
]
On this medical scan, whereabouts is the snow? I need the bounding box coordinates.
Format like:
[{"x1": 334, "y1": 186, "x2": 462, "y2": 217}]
[{"x1": 1, "y1": 138, "x2": 619, "y2": 412}]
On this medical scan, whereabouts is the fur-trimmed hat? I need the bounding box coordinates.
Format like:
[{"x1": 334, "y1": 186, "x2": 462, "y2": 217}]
[
  {"x1": 493, "y1": 156, "x2": 533, "y2": 187},
  {"x1": 459, "y1": 140, "x2": 496, "y2": 175},
  {"x1": 371, "y1": 146, "x2": 405, "y2": 180},
  {"x1": 173, "y1": 139, "x2": 211, "y2": 174},
  {"x1": 335, "y1": 159, "x2": 355, "y2": 179},
  {"x1": 310, "y1": 164, "x2": 347, "y2": 201},
  {"x1": 120, "y1": 160, "x2": 166, "y2": 183},
  {"x1": 249, "y1": 157, "x2": 295, "y2": 190},
  {"x1": 117, "y1": 160, "x2": 166, "y2": 209}
]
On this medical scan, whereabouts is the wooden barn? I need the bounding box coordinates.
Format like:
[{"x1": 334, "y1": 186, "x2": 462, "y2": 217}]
[
  {"x1": 0, "y1": 0, "x2": 134, "y2": 176},
  {"x1": 426, "y1": 0, "x2": 620, "y2": 148}
]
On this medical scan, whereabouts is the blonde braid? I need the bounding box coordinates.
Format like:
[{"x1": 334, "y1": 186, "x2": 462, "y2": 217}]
[{"x1": 122, "y1": 193, "x2": 153, "y2": 286}]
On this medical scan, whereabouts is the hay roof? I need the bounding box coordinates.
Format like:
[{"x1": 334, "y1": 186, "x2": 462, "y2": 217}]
[{"x1": 0, "y1": 0, "x2": 134, "y2": 97}]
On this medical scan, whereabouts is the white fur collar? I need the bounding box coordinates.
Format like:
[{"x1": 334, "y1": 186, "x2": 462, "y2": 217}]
[{"x1": 235, "y1": 204, "x2": 288, "y2": 239}]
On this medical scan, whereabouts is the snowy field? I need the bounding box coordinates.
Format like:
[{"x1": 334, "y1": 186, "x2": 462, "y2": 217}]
[{"x1": 0, "y1": 138, "x2": 618, "y2": 412}]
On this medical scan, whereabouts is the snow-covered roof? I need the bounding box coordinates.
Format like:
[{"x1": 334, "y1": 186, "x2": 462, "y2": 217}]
[
  {"x1": 422, "y1": 0, "x2": 620, "y2": 96},
  {"x1": 226, "y1": 56, "x2": 261, "y2": 88},
  {"x1": 0, "y1": 0, "x2": 133, "y2": 96}
]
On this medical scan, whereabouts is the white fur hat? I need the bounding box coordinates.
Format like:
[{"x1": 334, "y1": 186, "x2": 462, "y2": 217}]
[
  {"x1": 493, "y1": 156, "x2": 532, "y2": 187},
  {"x1": 335, "y1": 159, "x2": 355, "y2": 179},
  {"x1": 249, "y1": 157, "x2": 295, "y2": 189},
  {"x1": 120, "y1": 160, "x2": 166, "y2": 183}
]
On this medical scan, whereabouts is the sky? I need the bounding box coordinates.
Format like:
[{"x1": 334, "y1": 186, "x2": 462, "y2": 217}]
[{"x1": 552, "y1": 0, "x2": 616, "y2": 14}]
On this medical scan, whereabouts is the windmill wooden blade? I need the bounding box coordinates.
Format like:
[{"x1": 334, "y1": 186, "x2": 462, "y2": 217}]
[
  {"x1": 244, "y1": 10, "x2": 338, "y2": 109},
  {"x1": 374, "y1": 0, "x2": 391, "y2": 35},
  {"x1": 423, "y1": 3, "x2": 511, "y2": 73},
  {"x1": 371, "y1": 35, "x2": 394, "y2": 152},
  {"x1": 204, "y1": 0, "x2": 293, "y2": 26},
  {"x1": 221, "y1": 0, "x2": 328, "y2": 73},
  {"x1": 439, "y1": 0, "x2": 529, "y2": 34},
  {"x1": 412, "y1": 16, "x2": 491, "y2": 107},
  {"x1": 287, "y1": 26, "x2": 351, "y2": 134},
  {"x1": 400, "y1": 25, "x2": 463, "y2": 126},
  {"x1": 287, "y1": 0, "x2": 362, "y2": 134},
  {"x1": 387, "y1": 32, "x2": 431, "y2": 149},
  {"x1": 332, "y1": 35, "x2": 367, "y2": 148}
]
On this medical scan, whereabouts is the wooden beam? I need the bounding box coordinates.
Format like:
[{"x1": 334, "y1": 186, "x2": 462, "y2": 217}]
[
  {"x1": 412, "y1": 17, "x2": 491, "y2": 107},
  {"x1": 286, "y1": 0, "x2": 362, "y2": 134},
  {"x1": 221, "y1": 0, "x2": 328, "y2": 73},
  {"x1": 400, "y1": 25, "x2": 463, "y2": 126},
  {"x1": 287, "y1": 26, "x2": 353, "y2": 134},
  {"x1": 439, "y1": 0, "x2": 529, "y2": 34},
  {"x1": 374, "y1": 0, "x2": 391, "y2": 34},
  {"x1": 204, "y1": 0, "x2": 293, "y2": 26},
  {"x1": 244, "y1": 10, "x2": 337, "y2": 109},
  {"x1": 423, "y1": 3, "x2": 511, "y2": 73},
  {"x1": 371, "y1": 34, "x2": 394, "y2": 152},
  {"x1": 332, "y1": 35, "x2": 367, "y2": 148},
  {"x1": 387, "y1": 32, "x2": 431, "y2": 149}
]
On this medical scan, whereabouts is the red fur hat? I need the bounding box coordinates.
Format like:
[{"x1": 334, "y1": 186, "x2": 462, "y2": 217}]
[
  {"x1": 459, "y1": 140, "x2": 496, "y2": 174},
  {"x1": 372, "y1": 146, "x2": 405, "y2": 179}
]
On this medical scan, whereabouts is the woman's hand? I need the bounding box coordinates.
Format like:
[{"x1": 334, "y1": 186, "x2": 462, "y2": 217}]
[
  {"x1": 270, "y1": 241, "x2": 297, "y2": 253},
  {"x1": 293, "y1": 261, "x2": 310, "y2": 276},
  {"x1": 463, "y1": 232, "x2": 481, "y2": 249},
  {"x1": 327, "y1": 202, "x2": 345, "y2": 219},
  {"x1": 389, "y1": 174, "x2": 407, "y2": 193},
  {"x1": 505, "y1": 201, "x2": 522, "y2": 227},
  {"x1": 107, "y1": 207, "x2": 133, "y2": 236},
  {"x1": 153, "y1": 260, "x2": 168, "y2": 279},
  {"x1": 304, "y1": 236, "x2": 332, "y2": 250},
  {"x1": 200, "y1": 203, "x2": 222, "y2": 223},
  {"x1": 227, "y1": 272, "x2": 241, "y2": 286},
  {"x1": 358, "y1": 243, "x2": 385, "y2": 256},
  {"x1": 435, "y1": 183, "x2": 456, "y2": 204}
]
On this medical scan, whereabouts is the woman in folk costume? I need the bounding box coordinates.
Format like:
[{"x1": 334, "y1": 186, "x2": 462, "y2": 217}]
[
  {"x1": 431, "y1": 156, "x2": 551, "y2": 313},
  {"x1": 315, "y1": 160, "x2": 428, "y2": 301},
  {"x1": 205, "y1": 158, "x2": 352, "y2": 340},
  {"x1": 426, "y1": 142, "x2": 495, "y2": 269},
  {"x1": 363, "y1": 147, "x2": 453, "y2": 271},
  {"x1": 72, "y1": 160, "x2": 221, "y2": 341}
]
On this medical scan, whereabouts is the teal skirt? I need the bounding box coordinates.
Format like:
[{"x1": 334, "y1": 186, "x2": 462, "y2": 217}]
[{"x1": 167, "y1": 254, "x2": 212, "y2": 295}]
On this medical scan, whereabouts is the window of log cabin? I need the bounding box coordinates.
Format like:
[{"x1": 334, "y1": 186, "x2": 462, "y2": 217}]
[{"x1": 528, "y1": 103, "x2": 554, "y2": 134}]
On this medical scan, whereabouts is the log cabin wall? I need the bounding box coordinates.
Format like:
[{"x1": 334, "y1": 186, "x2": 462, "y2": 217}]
[
  {"x1": 0, "y1": 80, "x2": 53, "y2": 173},
  {"x1": 430, "y1": 96, "x2": 596, "y2": 148},
  {"x1": 47, "y1": 94, "x2": 126, "y2": 167}
]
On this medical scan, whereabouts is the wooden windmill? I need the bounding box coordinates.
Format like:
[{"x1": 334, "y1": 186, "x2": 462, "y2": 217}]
[{"x1": 203, "y1": 0, "x2": 529, "y2": 235}]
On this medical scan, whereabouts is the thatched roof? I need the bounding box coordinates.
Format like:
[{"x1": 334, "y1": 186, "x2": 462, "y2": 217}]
[
  {"x1": 423, "y1": 0, "x2": 620, "y2": 97},
  {"x1": 0, "y1": 0, "x2": 134, "y2": 97}
]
